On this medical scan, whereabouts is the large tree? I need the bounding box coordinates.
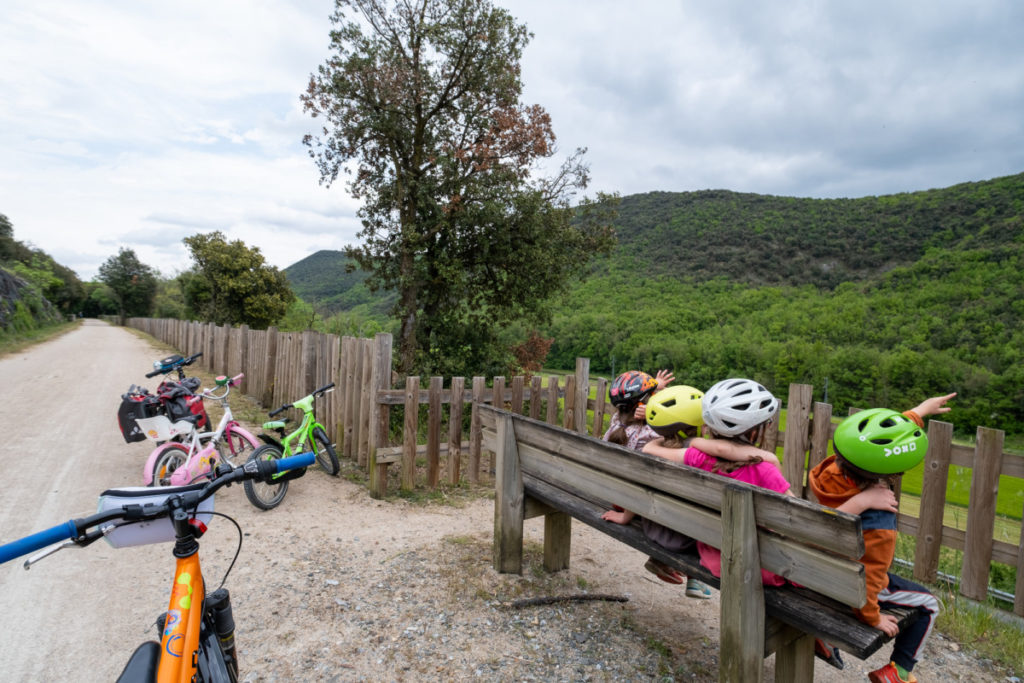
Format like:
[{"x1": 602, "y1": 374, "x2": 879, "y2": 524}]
[
  {"x1": 302, "y1": 0, "x2": 616, "y2": 374},
  {"x1": 181, "y1": 232, "x2": 294, "y2": 329},
  {"x1": 98, "y1": 247, "x2": 158, "y2": 323}
]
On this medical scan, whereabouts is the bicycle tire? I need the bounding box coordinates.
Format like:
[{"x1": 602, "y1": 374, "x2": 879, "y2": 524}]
[
  {"x1": 196, "y1": 622, "x2": 237, "y2": 683},
  {"x1": 242, "y1": 444, "x2": 288, "y2": 510},
  {"x1": 312, "y1": 426, "x2": 340, "y2": 476},
  {"x1": 151, "y1": 444, "x2": 189, "y2": 487},
  {"x1": 216, "y1": 428, "x2": 259, "y2": 469}
]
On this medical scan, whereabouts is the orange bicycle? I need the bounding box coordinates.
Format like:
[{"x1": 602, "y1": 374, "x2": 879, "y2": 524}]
[{"x1": 0, "y1": 452, "x2": 314, "y2": 682}]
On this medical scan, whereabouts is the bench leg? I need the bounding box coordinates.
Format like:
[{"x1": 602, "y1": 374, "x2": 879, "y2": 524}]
[
  {"x1": 774, "y1": 631, "x2": 815, "y2": 682},
  {"x1": 543, "y1": 511, "x2": 571, "y2": 572},
  {"x1": 493, "y1": 414, "x2": 524, "y2": 573},
  {"x1": 720, "y1": 484, "x2": 764, "y2": 683}
]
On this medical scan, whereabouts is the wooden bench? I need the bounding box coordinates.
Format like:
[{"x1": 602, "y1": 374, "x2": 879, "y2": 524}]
[{"x1": 480, "y1": 405, "x2": 918, "y2": 682}]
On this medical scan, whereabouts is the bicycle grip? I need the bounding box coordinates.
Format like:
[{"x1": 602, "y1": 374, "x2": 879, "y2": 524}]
[
  {"x1": 0, "y1": 521, "x2": 78, "y2": 565},
  {"x1": 274, "y1": 452, "x2": 315, "y2": 473},
  {"x1": 144, "y1": 368, "x2": 161, "y2": 378},
  {"x1": 268, "y1": 405, "x2": 289, "y2": 418}
]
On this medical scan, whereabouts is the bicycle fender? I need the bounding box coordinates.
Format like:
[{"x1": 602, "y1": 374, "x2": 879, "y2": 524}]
[
  {"x1": 142, "y1": 443, "x2": 185, "y2": 486},
  {"x1": 257, "y1": 433, "x2": 282, "y2": 448}
]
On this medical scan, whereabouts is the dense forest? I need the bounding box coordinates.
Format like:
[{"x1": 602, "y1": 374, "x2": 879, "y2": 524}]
[{"x1": 287, "y1": 173, "x2": 1024, "y2": 436}]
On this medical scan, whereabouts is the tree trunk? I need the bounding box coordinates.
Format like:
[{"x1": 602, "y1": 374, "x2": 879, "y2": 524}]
[{"x1": 396, "y1": 253, "x2": 419, "y2": 374}]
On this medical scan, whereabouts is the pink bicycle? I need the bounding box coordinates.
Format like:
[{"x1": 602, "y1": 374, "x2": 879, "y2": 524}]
[{"x1": 141, "y1": 374, "x2": 260, "y2": 490}]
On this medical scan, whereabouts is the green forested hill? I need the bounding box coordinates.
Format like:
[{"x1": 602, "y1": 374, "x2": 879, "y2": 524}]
[
  {"x1": 285, "y1": 250, "x2": 394, "y2": 316},
  {"x1": 286, "y1": 172, "x2": 1024, "y2": 435}
]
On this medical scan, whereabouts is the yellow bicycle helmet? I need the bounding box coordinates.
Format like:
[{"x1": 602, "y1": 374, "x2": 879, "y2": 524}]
[{"x1": 646, "y1": 385, "x2": 704, "y2": 438}]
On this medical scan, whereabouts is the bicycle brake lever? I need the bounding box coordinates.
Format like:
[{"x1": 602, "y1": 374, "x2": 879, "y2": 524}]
[{"x1": 23, "y1": 540, "x2": 75, "y2": 569}]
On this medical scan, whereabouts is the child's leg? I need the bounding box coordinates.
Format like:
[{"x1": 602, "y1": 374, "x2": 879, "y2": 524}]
[{"x1": 877, "y1": 573, "x2": 940, "y2": 673}]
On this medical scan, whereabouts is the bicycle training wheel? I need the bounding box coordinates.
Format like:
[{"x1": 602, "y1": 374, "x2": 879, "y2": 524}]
[
  {"x1": 312, "y1": 427, "x2": 340, "y2": 476},
  {"x1": 242, "y1": 444, "x2": 289, "y2": 510},
  {"x1": 151, "y1": 444, "x2": 189, "y2": 487},
  {"x1": 216, "y1": 428, "x2": 259, "y2": 469}
]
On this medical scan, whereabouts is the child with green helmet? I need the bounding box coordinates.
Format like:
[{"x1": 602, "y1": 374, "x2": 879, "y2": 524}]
[{"x1": 808, "y1": 393, "x2": 955, "y2": 683}]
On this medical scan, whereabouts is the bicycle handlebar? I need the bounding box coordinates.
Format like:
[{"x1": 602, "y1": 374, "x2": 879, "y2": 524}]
[
  {"x1": 0, "y1": 452, "x2": 315, "y2": 565},
  {"x1": 267, "y1": 382, "x2": 336, "y2": 417},
  {"x1": 145, "y1": 352, "x2": 203, "y2": 378}
]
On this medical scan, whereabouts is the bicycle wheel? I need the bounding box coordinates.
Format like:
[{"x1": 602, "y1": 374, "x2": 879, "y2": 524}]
[
  {"x1": 151, "y1": 444, "x2": 189, "y2": 487},
  {"x1": 312, "y1": 426, "x2": 340, "y2": 476},
  {"x1": 216, "y1": 427, "x2": 259, "y2": 468},
  {"x1": 242, "y1": 444, "x2": 289, "y2": 510}
]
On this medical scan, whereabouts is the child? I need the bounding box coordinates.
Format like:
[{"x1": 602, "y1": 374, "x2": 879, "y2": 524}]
[
  {"x1": 808, "y1": 393, "x2": 954, "y2": 683},
  {"x1": 639, "y1": 378, "x2": 795, "y2": 588},
  {"x1": 600, "y1": 372, "x2": 711, "y2": 597}
]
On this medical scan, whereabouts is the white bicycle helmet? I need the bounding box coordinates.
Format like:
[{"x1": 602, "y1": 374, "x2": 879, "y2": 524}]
[{"x1": 701, "y1": 378, "x2": 779, "y2": 438}]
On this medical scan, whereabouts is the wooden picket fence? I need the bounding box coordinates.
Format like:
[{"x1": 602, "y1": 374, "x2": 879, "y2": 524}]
[{"x1": 125, "y1": 320, "x2": 1023, "y2": 613}]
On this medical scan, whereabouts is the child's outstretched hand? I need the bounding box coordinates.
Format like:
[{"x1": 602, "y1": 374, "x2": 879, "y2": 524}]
[
  {"x1": 910, "y1": 392, "x2": 956, "y2": 418},
  {"x1": 654, "y1": 369, "x2": 675, "y2": 391}
]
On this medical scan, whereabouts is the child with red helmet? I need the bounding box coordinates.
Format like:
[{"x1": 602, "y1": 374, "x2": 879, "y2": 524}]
[{"x1": 809, "y1": 393, "x2": 954, "y2": 683}]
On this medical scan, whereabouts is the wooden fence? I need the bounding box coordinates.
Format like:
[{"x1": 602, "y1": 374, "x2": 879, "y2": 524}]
[{"x1": 126, "y1": 320, "x2": 1023, "y2": 613}]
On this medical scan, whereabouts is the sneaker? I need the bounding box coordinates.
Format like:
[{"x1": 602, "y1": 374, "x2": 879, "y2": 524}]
[
  {"x1": 813, "y1": 639, "x2": 844, "y2": 670},
  {"x1": 868, "y1": 662, "x2": 917, "y2": 683},
  {"x1": 685, "y1": 578, "x2": 712, "y2": 599},
  {"x1": 644, "y1": 558, "x2": 684, "y2": 584}
]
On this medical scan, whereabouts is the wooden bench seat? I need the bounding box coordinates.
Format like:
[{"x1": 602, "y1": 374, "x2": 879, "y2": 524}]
[{"x1": 480, "y1": 405, "x2": 918, "y2": 682}]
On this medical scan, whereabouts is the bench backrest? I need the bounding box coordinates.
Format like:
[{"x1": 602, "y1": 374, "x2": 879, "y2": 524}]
[{"x1": 480, "y1": 405, "x2": 868, "y2": 609}]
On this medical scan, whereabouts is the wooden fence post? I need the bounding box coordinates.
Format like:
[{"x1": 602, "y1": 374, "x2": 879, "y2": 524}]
[
  {"x1": 960, "y1": 426, "x2": 1004, "y2": 601},
  {"x1": 806, "y1": 401, "x2": 833, "y2": 500},
  {"x1": 427, "y1": 376, "x2": 443, "y2": 487},
  {"x1": 546, "y1": 376, "x2": 559, "y2": 425},
  {"x1": 358, "y1": 340, "x2": 372, "y2": 467},
  {"x1": 510, "y1": 376, "x2": 524, "y2": 414},
  {"x1": 592, "y1": 378, "x2": 608, "y2": 438},
  {"x1": 720, "y1": 484, "x2": 764, "y2": 683},
  {"x1": 402, "y1": 376, "x2": 419, "y2": 491},
  {"x1": 493, "y1": 411, "x2": 524, "y2": 574},
  {"x1": 469, "y1": 377, "x2": 486, "y2": 484},
  {"x1": 368, "y1": 332, "x2": 393, "y2": 499},
  {"x1": 781, "y1": 383, "x2": 813, "y2": 495},
  {"x1": 448, "y1": 376, "x2": 465, "y2": 485},
  {"x1": 914, "y1": 420, "x2": 954, "y2": 583},
  {"x1": 262, "y1": 327, "x2": 278, "y2": 408},
  {"x1": 562, "y1": 375, "x2": 576, "y2": 431},
  {"x1": 574, "y1": 358, "x2": 589, "y2": 434},
  {"x1": 342, "y1": 337, "x2": 356, "y2": 459},
  {"x1": 529, "y1": 376, "x2": 542, "y2": 420}
]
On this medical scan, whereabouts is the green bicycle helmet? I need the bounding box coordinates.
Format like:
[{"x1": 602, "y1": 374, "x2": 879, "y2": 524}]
[
  {"x1": 833, "y1": 408, "x2": 928, "y2": 475},
  {"x1": 646, "y1": 385, "x2": 704, "y2": 438},
  {"x1": 609, "y1": 371, "x2": 658, "y2": 408}
]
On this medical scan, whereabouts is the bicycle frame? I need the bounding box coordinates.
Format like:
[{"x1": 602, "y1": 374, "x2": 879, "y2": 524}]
[
  {"x1": 0, "y1": 454, "x2": 314, "y2": 683},
  {"x1": 142, "y1": 374, "x2": 258, "y2": 486}
]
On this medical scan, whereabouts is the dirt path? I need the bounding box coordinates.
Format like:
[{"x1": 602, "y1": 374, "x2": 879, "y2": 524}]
[{"x1": 0, "y1": 321, "x2": 1006, "y2": 681}]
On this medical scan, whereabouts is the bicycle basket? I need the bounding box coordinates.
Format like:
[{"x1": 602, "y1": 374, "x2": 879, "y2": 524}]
[
  {"x1": 135, "y1": 415, "x2": 196, "y2": 442},
  {"x1": 97, "y1": 486, "x2": 214, "y2": 548},
  {"x1": 117, "y1": 391, "x2": 163, "y2": 443}
]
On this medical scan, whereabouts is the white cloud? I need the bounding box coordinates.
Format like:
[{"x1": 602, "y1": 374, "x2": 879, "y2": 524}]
[{"x1": 2, "y1": 0, "x2": 1022, "y2": 281}]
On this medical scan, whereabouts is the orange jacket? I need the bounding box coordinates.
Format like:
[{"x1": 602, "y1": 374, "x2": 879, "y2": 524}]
[{"x1": 807, "y1": 410, "x2": 923, "y2": 625}]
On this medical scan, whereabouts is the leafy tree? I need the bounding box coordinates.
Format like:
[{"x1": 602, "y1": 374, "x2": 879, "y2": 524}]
[
  {"x1": 98, "y1": 248, "x2": 157, "y2": 323},
  {"x1": 302, "y1": 0, "x2": 616, "y2": 374},
  {"x1": 181, "y1": 232, "x2": 294, "y2": 329}
]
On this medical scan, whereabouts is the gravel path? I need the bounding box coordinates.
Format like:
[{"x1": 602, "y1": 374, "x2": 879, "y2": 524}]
[{"x1": 0, "y1": 321, "x2": 1012, "y2": 682}]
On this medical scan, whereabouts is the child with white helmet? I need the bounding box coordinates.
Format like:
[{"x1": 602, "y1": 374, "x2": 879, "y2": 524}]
[
  {"x1": 809, "y1": 393, "x2": 954, "y2": 683},
  {"x1": 639, "y1": 378, "x2": 796, "y2": 587}
]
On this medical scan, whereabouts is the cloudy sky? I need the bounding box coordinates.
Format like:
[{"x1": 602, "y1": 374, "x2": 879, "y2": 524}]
[{"x1": 2, "y1": 1, "x2": 1022, "y2": 281}]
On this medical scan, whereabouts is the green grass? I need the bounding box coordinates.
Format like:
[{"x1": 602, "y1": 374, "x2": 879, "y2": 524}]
[{"x1": 0, "y1": 319, "x2": 80, "y2": 357}]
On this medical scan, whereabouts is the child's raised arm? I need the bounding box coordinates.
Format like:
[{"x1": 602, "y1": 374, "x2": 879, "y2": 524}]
[
  {"x1": 908, "y1": 392, "x2": 956, "y2": 419},
  {"x1": 690, "y1": 437, "x2": 780, "y2": 466},
  {"x1": 836, "y1": 481, "x2": 898, "y2": 515}
]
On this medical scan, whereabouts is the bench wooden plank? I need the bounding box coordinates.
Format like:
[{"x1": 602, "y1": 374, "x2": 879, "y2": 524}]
[
  {"x1": 480, "y1": 411, "x2": 865, "y2": 558},
  {"x1": 504, "y1": 435, "x2": 867, "y2": 606}
]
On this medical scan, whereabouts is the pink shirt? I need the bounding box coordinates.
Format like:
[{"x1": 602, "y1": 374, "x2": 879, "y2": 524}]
[{"x1": 684, "y1": 447, "x2": 792, "y2": 586}]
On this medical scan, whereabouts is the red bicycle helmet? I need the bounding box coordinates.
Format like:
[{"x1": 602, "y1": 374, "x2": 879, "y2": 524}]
[{"x1": 609, "y1": 371, "x2": 658, "y2": 408}]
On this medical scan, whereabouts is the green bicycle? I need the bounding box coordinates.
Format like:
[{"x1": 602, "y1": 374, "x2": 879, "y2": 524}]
[{"x1": 244, "y1": 382, "x2": 340, "y2": 509}]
